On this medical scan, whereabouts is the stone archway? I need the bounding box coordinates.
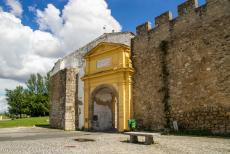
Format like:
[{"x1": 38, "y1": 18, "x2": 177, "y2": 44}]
[{"x1": 90, "y1": 85, "x2": 118, "y2": 131}]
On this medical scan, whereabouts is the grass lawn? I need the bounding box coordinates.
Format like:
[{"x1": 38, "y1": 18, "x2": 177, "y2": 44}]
[{"x1": 0, "y1": 117, "x2": 49, "y2": 128}]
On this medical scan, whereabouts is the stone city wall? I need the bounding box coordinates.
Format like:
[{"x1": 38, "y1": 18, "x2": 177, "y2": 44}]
[
  {"x1": 49, "y1": 68, "x2": 78, "y2": 130},
  {"x1": 49, "y1": 69, "x2": 66, "y2": 129},
  {"x1": 132, "y1": 0, "x2": 230, "y2": 133}
]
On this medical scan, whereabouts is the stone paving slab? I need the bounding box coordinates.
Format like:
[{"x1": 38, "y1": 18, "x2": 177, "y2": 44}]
[{"x1": 0, "y1": 127, "x2": 229, "y2": 154}]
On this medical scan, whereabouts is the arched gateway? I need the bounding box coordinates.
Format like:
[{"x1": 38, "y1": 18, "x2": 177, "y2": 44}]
[
  {"x1": 82, "y1": 42, "x2": 134, "y2": 132},
  {"x1": 90, "y1": 84, "x2": 118, "y2": 131}
]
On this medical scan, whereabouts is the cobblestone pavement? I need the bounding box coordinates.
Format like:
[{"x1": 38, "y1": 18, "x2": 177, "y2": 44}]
[{"x1": 0, "y1": 127, "x2": 229, "y2": 154}]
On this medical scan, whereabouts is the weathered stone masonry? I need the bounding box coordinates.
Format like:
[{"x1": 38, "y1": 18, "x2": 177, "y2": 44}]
[
  {"x1": 132, "y1": 0, "x2": 230, "y2": 133},
  {"x1": 49, "y1": 68, "x2": 78, "y2": 130}
]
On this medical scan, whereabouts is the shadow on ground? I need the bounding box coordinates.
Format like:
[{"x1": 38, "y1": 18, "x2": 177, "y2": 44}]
[
  {"x1": 162, "y1": 130, "x2": 230, "y2": 139},
  {"x1": 120, "y1": 140, "x2": 158, "y2": 145},
  {"x1": 35, "y1": 124, "x2": 51, "y2": 128}
]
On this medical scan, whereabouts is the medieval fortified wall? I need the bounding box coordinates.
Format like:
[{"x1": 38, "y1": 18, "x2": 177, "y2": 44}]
[{"x1": 132, "y1": 0, "x2": 230, "y2": 133}]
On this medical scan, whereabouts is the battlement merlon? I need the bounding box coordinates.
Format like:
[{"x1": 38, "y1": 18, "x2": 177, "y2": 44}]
[
  {"x1": 155, "y1": 11, "x2": 173, "y2": 26},
  {"x1": 178, "y1": 0, "x2": 198, "y2": 16},
  {"x1": 136, "y1": 22, "x2": 151, "y2": 35}
]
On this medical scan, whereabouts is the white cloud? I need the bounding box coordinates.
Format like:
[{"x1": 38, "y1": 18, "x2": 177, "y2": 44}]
[
  {"x1": 0, "y1": 79, "x2": 26, "y2": 113},
  {"x1": 37, "y1": 4, "x2": 63, "y2": 34},
  {"x1": 0, "y1": 79, "x2": 25, "y2": 93},
  {"x1": 6, "y1": 0, "x2": 23, "y2": 17},
  {"x1": 0, "y1": 12, "x2": 59, "y2": 81},
  {"x1": 0, "y1": 96, "x2": 8, "y2": 113},
  {"x1": 0, "y1": 0, "x2": 121, "y2": 86},
  {"x1": 36, "y1": 0, "x2": 122, "y2": 53}
]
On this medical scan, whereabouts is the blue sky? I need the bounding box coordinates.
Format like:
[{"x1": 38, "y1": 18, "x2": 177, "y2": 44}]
[
  {"x1": 0, "y1": 0, "x2": 206, "y2": 32},
  {"x1": 109, "y1": 0, "x2": 205, "y2": 32}
]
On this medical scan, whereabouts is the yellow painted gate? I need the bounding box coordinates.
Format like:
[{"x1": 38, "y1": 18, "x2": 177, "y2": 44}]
[{"x1": 82, "y1": 42, "x2": 134, "y2": 132}]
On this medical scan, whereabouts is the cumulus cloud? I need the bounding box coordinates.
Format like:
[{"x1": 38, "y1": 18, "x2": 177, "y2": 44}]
[
  {"x1": 1, "y1": 0, "x2": 121, "y2": 111},
  {"x1": 0, "y1": 0, "x2": 121, "y2": 83},
  {"x1": 6, "y1": 0, "x2": 23, "y2": 17},
  {"x1": 36, "y1": 0, "x2": 122, "y2": 53},
  {"x1": 0, "y1": 12, "x2": 60, "y2": 81},
  {"x1": 37, "y1": 4, "x2": 63, "y2": 34}
]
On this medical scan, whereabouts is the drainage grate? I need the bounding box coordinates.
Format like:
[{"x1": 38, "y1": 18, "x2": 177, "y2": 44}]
[{"x1": 74, "y1": 138, "x2": 95, "y2": 142}]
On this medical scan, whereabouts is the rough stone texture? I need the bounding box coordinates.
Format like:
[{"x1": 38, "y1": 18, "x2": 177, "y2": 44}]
[
  {"x1": 49, "y1": 69, "x2": 66, "y2": 129},
  {"x1": 65, "y1": 69, "x2": 78, "y2": 130},
  {"x1": 132, "y1": 0, "x2": 230, "y2": 133},
  {"x1": 50, "y1": 68, "x2": 78, "y2": 130}
]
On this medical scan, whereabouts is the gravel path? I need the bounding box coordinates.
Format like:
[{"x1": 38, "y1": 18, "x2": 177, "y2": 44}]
[{"x1": 0, "y1": 127, "x2": 229, "y2": 154}]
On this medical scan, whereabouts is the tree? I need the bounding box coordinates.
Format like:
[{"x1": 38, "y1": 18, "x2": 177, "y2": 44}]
[
  {"x1": 44, "y1": 72, "x2": 50, "y2": 96},
  {"x1": 5, "y1": 72, "x2": 50, "y2": 117},
  {"x1": 25, "y1": 73, "x2": 50, "y2": 117},
  {"x1": 5, "y1": 86, "x2": 26, "y2": 118}
]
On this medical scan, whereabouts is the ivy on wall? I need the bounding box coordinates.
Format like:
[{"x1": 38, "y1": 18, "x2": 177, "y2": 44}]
[{"x1": 159, "y1": 40, "x2": 171, "y2": 129}]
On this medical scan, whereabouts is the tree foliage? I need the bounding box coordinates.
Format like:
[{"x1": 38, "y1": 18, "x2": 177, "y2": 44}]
[
  {"x1": 6, "y1": 86, "x2": 25, "y2": 118},
  {"x1": 5, "y1": 73, "x2": 50, "y2": 117}
]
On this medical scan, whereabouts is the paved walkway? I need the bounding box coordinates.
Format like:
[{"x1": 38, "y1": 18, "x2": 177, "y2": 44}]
[{"x1": 0, "y1": 127, "x2": 229, "y2": 154}]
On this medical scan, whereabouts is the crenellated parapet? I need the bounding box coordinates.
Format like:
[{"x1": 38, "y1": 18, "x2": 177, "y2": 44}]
[
  {"x1": 135, "y1": 0, "x2": 229, "y2": 35},
  {"x1": 178, "y1": 0, "x2": 198, "y2": 16},
  {"x1": 132, "y1": 0, "x2": 230, "y2": 133}
]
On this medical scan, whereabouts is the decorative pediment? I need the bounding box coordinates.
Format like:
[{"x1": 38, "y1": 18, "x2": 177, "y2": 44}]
[{"x1": 84, "y1": 42, "x2": 129, "y2": 58}]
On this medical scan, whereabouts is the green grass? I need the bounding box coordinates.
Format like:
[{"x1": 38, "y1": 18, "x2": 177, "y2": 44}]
[{"x1": 0, "y1": 117, "x2": 49, "y2": 128}]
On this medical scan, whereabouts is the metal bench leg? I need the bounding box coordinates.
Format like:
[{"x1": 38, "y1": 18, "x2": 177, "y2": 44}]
[
  {"x1": 145, "y1": 136, "x2": 153, "y2": 145},
  {"x1": 130, "y1": 135, "x2": 138, "y2": 143}
]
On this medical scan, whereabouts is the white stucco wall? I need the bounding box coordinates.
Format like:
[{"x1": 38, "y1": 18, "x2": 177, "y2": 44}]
[{"x1": 78, "y1": 64, "x2": 85, "y2": 129}]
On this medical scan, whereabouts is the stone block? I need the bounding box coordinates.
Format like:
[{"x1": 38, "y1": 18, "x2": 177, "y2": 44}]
[
  {"x1": 155, "y1": 11, "x2": 173, "y2": 26},
  {"x1": 136, "y1": 22, "x2": 151, "y2": 35},
  {"x1": 178, "y1": 0, "x2": 198, "y2": 16}
]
